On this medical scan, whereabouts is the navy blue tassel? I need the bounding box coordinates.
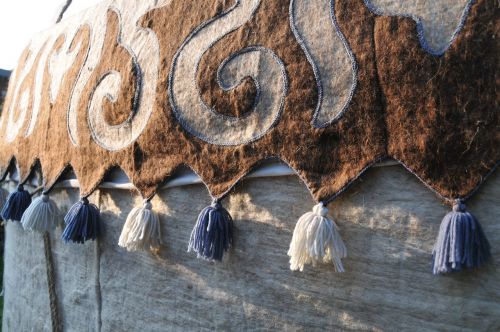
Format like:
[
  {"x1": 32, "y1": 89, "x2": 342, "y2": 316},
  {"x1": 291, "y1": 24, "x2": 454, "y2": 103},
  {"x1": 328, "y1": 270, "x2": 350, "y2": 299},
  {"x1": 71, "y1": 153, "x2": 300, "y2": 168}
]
[
  {"x1": 1, "y1": 184, "x2": 32, "y2": 222},
  {"x1": 188, "y1": 199, "x2": 233, "y2": 261},
  {"x1": 432, "y1": 200, "x2": 491, "y2": 274},
  {"x1": 62, "y1": 197, "x2": 100, "y2": 244}
]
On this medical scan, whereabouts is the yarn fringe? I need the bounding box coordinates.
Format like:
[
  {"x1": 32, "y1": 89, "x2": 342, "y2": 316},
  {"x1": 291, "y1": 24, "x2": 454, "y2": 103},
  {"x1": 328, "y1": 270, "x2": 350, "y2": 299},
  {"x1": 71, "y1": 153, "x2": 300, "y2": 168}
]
[
  {"x1": 288, "y1": 202, "x2": 346, "y2": 272},
  {"x1": 188, "y1": 200, "x2": 233, "y2": 261},
  {"x1": 62, "y1": 197, "x2": 100, "y2": 244},
  {"x1": 432, "y1": 200, "x2": 491, "y2": 274},
  {"x1": 119, "y1": 200, "x2": 162, "y2": 252},
  {"x1": 21, "y1": 193, "x2": 61, "y2": 232},
  {"x1": 1, "y1": 184, "x2": 32, "y2": 222}
]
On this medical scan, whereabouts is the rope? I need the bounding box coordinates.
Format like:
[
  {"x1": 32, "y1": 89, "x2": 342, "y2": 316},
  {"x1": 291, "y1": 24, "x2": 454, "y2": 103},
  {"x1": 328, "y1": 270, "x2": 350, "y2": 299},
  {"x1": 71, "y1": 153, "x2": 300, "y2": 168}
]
[{"x1": 43, "y1": 233, "x2": 62, "y2": 332}]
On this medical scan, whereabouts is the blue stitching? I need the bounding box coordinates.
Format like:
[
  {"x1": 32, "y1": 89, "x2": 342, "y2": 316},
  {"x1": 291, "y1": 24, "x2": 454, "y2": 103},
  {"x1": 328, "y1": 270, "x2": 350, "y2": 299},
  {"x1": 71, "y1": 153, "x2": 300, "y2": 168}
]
[
  {"x1": 168, "y1": 0, "x2": 289, "y2": 146},
  {"x1": 215, "y1": 49, "x2": 262, "y2": 121},
  {"x1": 363, "y1": 0, "x2": 475, "y2": 56},
  {"x1": 207, "y1": 46, "x2": 287, "y2": 122},
  {"x1": 393, "y1": 158, "x2": 500, "y2": 204},
  {"x1": 168, "y1": 155, "x2": 318, "y2": 202},
  {"x1": 289, "y1": 0, "x2": 358, "y2": 128},
  {"x1": 86, "y1": 7, "x2": 143, "y2": 152},
  {"x1": 324, "y1": 157, "x2": 499, "y2": 205}
]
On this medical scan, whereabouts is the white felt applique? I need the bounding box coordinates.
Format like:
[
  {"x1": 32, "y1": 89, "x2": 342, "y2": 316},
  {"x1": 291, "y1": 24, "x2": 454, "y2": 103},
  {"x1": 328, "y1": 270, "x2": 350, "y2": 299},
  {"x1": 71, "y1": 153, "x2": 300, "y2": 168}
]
[
  {"x1": 169, "y1": 0, "x2": 288, "y2": 146},
  {"x1": 290, "y1": 0, "x2": 357, "y2": 127},
  {"x1": 364, "y1": 0, "x2": 472, "y2": 55}
]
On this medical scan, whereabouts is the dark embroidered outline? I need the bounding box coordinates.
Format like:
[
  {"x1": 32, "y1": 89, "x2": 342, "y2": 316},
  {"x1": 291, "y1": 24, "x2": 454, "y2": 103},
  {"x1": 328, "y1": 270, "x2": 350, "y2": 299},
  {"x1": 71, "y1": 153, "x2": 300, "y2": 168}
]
[
  {"x1": 363, "y1": 0, "x2": 475, "y2": 56},
  {"x1": 168, "y1": 0, "x2": 289, "y2": 146},
  {"x1": 289, "y1": 0, "x2": 358, "y2": 128},
  {"x1": 86, "y1": 7, "x2": 144, "y2": 152}
]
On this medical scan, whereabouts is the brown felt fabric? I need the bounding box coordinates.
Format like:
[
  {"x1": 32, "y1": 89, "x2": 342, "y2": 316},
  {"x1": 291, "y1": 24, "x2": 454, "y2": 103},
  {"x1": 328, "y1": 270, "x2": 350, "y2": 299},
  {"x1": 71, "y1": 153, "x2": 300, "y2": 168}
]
[
  {"x1": 1, "y1": 42, "x2": 49, "y2": 181},
  {"x1": 88, "y1": 11, "x2": 139, "y2": 127},
  {"x1": 374, "y1": 0, "x2": 499, "y2": 198},
  {"x1": 132, "y1": 0, "x2": 384, "y2": 201},
  {"x1": 0, "y1": 0, "x2": 497, "y2": 203}
]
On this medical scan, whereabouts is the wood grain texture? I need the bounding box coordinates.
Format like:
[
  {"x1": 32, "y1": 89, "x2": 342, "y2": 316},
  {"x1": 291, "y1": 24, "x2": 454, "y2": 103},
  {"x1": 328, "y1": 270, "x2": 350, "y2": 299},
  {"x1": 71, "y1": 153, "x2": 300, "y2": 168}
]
[
  {"x1": 2, "y1": 181, "x2": 52, "y2": 332},
  {"x1": 3, "y1": 166, "x2": 500, "y2": 331}
]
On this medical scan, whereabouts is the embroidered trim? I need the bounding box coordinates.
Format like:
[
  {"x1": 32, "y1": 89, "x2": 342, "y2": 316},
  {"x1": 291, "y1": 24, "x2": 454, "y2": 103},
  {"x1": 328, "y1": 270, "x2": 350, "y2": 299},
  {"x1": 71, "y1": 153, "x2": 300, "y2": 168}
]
[
  {"x1": 363, "y1": 0, "x2": 475, "y2": 56},
  {"x1": 169, "y1": 0, "x2": 289, "y2": 146},
  {"x1": 6, "y1": 155, "x2": 497, "y2": 208},
  {"x1": 85, "y1": 8, "x2": 144, "y2": 151},
  {"x1": 289, "y1": 0, "x2": 358, "y2": 128},
  {"x1": 215, "y1": 49, "x2": 262, "y2": 121},
  {"x1": 393, "y1": 158, "x2": 500, "y2": 205}
]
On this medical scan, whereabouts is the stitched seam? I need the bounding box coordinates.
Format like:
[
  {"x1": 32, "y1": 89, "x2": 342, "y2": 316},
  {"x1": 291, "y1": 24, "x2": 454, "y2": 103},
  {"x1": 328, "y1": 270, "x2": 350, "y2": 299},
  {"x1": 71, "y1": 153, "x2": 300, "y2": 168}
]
[
  {"x1": 86, "y1": 7, "x2": 144, "y2": 152},
  {"x1": 289, "y1": 0, "x2": 358, "y2": 128},
  {"x1": 363, "y1": 0, "x2": 475, "y2": 56},
  {"x1": 168, "y1": 0, "x2": 289, "y2": 146}
]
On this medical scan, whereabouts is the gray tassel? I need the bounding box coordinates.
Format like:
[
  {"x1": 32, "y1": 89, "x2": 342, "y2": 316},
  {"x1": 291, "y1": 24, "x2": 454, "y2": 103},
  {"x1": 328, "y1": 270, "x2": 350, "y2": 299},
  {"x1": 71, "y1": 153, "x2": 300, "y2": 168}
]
[
  {"x1": 21, "y1": 193, "x2": 61, "y2": 232},
  {"x1": 432, "y1": 200, "x2": 491, "y2": 274}
]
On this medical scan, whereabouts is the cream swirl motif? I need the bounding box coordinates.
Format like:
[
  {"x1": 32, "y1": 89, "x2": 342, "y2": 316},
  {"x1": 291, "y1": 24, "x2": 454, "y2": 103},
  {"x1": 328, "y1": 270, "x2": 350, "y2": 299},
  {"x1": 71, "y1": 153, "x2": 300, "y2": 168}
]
[{"x1": 169, "y1": 0, "x2": 288, "y2": 146}]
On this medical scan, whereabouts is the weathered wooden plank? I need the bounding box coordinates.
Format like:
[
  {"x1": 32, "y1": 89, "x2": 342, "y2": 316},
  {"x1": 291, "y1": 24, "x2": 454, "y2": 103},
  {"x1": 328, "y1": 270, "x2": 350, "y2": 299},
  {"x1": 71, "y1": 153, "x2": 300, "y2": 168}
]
[
  {"x1": 3, "y1": 165, "x2": 500, "y2": 331},
  {"x1": 2, "y1": 185, "x2": 52, "y2": 332},
  {"x1": 48, "y1": 188, "x2": 100, "y2": 332}
]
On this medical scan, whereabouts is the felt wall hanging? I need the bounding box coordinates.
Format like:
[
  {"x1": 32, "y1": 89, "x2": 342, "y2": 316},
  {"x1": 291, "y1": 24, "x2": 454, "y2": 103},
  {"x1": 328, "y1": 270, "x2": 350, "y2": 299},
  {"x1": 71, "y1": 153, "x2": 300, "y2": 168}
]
[{"x1": 0, "y1": 0, "x2": 497, "y2": 273}]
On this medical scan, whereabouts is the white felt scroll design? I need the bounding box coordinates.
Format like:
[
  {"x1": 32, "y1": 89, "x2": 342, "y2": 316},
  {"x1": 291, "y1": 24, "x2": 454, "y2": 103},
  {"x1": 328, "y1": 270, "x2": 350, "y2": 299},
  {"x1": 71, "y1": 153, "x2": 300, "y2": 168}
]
[
  {"x1": 364, "y1": 0, "x2": 473, "y2": 55},
  {"x1": 290, "y1": 0, "x2": 357, "y2": 128},
  {"x1": 25, "y1": 31, "x2": 88, "y2": 141},
  {"x1": 68, "y1": 3, "x2": 159, "y2": 151},
  {"x1": 26, "y1": 32, "x2": 86, "y2": 139},
  {"x1": 1, "y1": 0, "x2": 161, "y2": 150},
  {"x1": 27, "y1": 38, "x2": 55, "y2": 138},
  {"x1": 3, "y1": 52, "x2": 34, "y2": 143},
  {"x1": 48, "y1": 36, "x2": 83, "y2": 105},
  {"x1": 3, "y1": 33, "x2": 79, "y2": 140},
  {"x1": 2, "y1": 41, "x2": 45, "y2": 143},
  {"x1": 0, "y1": 31, "x2": 87, "y2": 142},
  {"x1": 86, "y1": 10, "x2": 143, "y2": 152},
  {"x1": 169, "y1": 0, "x2": 288, "y2": 146}
]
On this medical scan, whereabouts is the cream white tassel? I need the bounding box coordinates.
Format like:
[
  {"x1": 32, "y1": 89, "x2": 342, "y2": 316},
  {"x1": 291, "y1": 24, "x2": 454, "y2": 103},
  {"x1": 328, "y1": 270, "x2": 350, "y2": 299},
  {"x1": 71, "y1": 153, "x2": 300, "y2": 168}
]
[
  {"x1": 21, "y1": 193, "x2": 61, "y2": 232},
  {"x1": 118, "y1": 200, "x2": 162, "y2": 253},
  {"x1": 288, "y1": 202, "x2": 347, "y2": 272}
]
